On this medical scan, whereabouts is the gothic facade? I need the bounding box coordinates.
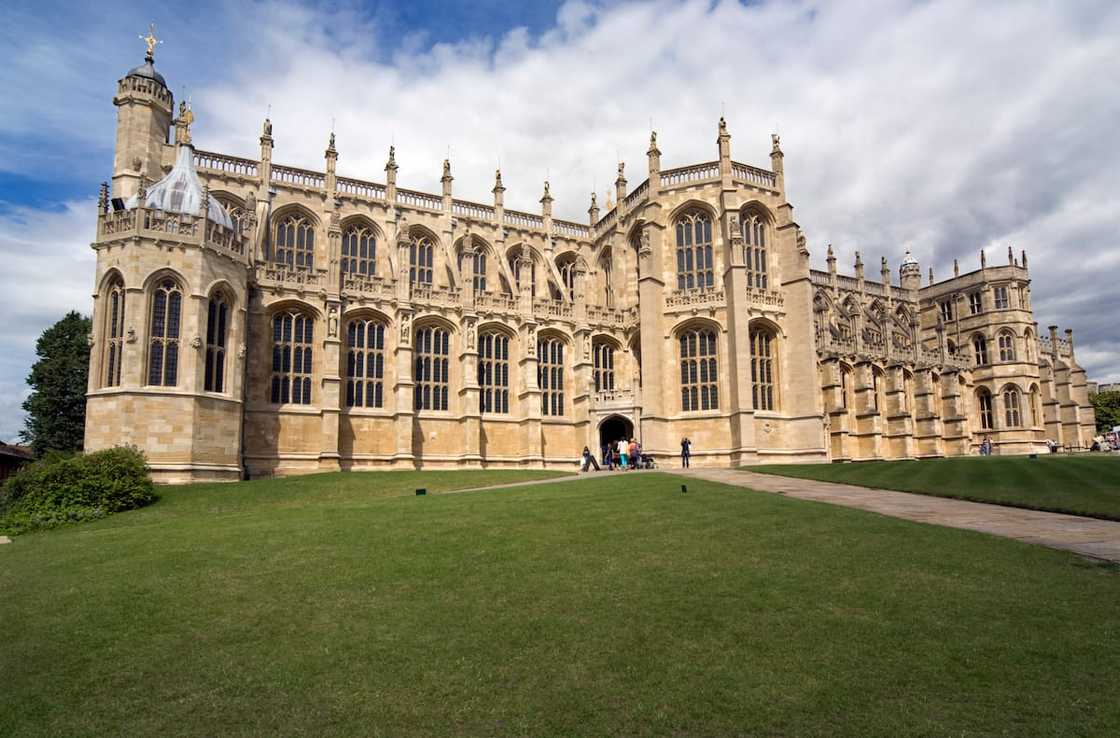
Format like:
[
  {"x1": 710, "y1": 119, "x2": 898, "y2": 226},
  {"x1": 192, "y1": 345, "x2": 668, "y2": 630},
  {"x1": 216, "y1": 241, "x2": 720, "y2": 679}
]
[{"x1": 84, "y1": 50, "x2": 1097, "y2": 482}]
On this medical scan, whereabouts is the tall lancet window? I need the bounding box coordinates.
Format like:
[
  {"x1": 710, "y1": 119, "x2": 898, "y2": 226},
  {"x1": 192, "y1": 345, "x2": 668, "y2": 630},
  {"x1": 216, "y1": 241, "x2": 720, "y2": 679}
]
[
  {"x1": 346, "y1": 319, "x2": 385, "y2": 408},
  {"x1": 478, "y1": 332, "x2": 510, "y2": 414},
  {"x1": 271, "y1": 310, "x2": 314, "y2": 405},
  {"x1": 593, "y1": 341, "x2": 615, "y2": 392},
  {"x1": 410, "y1": 233, "x2": 434, "y2": 285},
  {"x1": 600, "y1": 250, "x2": 614, "y2": 307},
  {"x1": 680, "y1": 327, "x2": 719, "y2": 411},
  {"x1": 414, "y1": 326, "x2": 449, "y2": 411},
  {"x1": 147, "y1": 278, "x2": 182, "y2": 386},
  {"x1": 204, "y1": 294, "x2": 229, "y2": 393},
  {"x1": 275, "y1": 214, "x2": 315, "y2": 270},
  {"x1": 742, "y1": 212, "x2": 769, "y2": 288},
  {"x1": 538, "y1": 337, "x2": 565, "y2": 416},
  {"x1": 341, "y1": 224, "x2": 376, "y2": 276},
  {"x1": 103, "y1": 276, "x2": 126, "y2": 387},
  {"x1": 750, "y1": 325, "x2": 777, "y2": 411},
  {"x1": 675, "y1": 209, "x2": 714, "y2": 290}
]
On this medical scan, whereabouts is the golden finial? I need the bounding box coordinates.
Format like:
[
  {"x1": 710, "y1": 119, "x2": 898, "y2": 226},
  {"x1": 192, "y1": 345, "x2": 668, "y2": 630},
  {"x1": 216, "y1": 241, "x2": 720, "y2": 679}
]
[{"x1": 140, "y1": 23, "x2": 162, "y2": 62}]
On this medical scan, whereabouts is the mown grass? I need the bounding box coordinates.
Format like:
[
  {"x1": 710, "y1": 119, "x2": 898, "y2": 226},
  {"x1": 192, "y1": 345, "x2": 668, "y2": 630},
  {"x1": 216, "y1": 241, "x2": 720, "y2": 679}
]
[
  {"x1": 2, "y1": 470, "x2": 1119, "y2": 736},
  {"x1": 749, "y1": 455, "x2": 1120, "y2": 520}
]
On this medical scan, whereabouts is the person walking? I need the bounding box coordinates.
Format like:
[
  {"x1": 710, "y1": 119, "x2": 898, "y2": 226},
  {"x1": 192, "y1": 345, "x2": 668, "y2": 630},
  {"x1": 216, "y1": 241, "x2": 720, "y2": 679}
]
[
  {"x1": 628, "y1": 439, "x2": 640, "y2": 470},
  {"x1": 680, "y1": 437, "x2": 692, "y2": 468},
  {"x1": 602, "y1": 441, "x2": 612, "y2": 469},
  {"x1": 581, "y1": 446, "x2": 601, "y2": 472}
]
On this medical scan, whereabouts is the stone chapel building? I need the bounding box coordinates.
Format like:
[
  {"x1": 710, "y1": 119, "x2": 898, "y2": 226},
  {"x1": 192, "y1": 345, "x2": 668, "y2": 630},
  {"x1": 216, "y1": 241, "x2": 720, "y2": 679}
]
[{"x1": 84, "y1": 45, "x2": 1097, "y2": 482}]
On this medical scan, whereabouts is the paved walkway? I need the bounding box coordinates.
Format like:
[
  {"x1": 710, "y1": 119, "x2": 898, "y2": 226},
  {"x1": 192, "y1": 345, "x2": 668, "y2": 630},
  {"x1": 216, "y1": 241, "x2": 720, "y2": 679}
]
[{"x1": 682, "y1": 468, "x2": 1120, "y2": 562}]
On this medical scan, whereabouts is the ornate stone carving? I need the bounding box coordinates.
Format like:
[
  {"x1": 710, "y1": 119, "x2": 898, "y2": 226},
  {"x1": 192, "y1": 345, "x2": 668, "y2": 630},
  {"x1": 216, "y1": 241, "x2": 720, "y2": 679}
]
[
  {"x1": 190, "y1": 335, "x2": 202, "y2": 350},
  {"x1": 328, "y1": 305, "x2": 339, "y2": 337},
  {"x1": 126, "y1": 326, "x2": 137, "y2": 344}
]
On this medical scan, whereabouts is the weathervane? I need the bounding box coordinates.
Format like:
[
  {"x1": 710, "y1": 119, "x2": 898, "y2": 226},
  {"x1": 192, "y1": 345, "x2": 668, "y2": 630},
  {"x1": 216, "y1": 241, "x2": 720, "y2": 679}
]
[{"x1": 140, "y1": 23, "x2": 162, "y2": 62}]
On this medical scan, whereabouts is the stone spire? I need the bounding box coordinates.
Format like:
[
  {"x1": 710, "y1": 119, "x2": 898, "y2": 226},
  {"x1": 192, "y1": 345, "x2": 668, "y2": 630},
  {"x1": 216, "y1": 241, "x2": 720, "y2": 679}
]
[
  {"x1": 928, "y1": 267, "x2": 934, "y2": 285},
  {"x1": 1021, "y1": 249, "x2": 1028, "y2": 270},
  {"x1": 854, "y1": 251, "x2": 864, "y2": 280},
  {"x1": 588, "y1": 191, "x2": 599, "y2": 226},
  {"x1": 953, "y1": 258, "x2": 960, "y2": 277},
  {"x1": 647, "y1": 131, "x2": 661, "y2": 172},
  {"x1": 174, "y1": 99, "x2": 194, "y2": 146},
  {"x1": 770, "y1": 132, "x2": 784, "y2": 177},
  {"x1": 826, "y1": 244, "x2": 836, "y2": 275},
  {"x1": 1008, "y1": 244, "x2": 1014, "y2": 265},
  {"x1": 980, "y1": 249, "x2": 987, "y2": 269},
  {"x1": 614, "y1": 161, "x2": 627, "y2": 206}
]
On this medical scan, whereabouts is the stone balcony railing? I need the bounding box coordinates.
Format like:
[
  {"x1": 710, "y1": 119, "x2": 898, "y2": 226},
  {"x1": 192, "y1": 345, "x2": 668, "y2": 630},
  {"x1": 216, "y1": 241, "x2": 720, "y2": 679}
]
[
  {"x1": 195, "y1": 149, "x2": 259, "y2": 178},
  {"x1": 257, "y1": 265, "x2": 326, "y2": 291},
  {"x1": 97, "y1": 207, "x2": 246, "y2": 260},
  {"x1": 816, "y1": 329, "x2": 972, "y2": 371},
  {"x1": 533, "y1": 298, "x2": 574, "y2": 320},
  {"x1": 337, "y1": 176, "x2": 387, "y2": 201},
  {"x1": 475, "y1": 292, "x2": 520, "y2": 314},
  {"x1": 410, "y1": 283, "x2": 462, "y2": 308},
  {"x1": 590, "y1": 388, "x2": 637, "y2": 409},
  {"x1": 744, "y1": 287, "x2": 784, "y2": 310},
  {"x1": 665, "y1": 286, "x2": 726, "y2": 311},
  {"x1": 586, "y1": 304, "x2": 639, "y2": 329},
  {"x1": 342, "y1": 273, "x2": 394, "y2": 298}
]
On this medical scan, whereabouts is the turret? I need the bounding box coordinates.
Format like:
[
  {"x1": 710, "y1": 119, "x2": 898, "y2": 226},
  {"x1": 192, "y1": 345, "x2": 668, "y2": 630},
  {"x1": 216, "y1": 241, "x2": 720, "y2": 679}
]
[
  {"x1": 588, "y1": 192, "x2": 599, "y2": 226},
  {"x1": 899, "y1": 249, "x2": 921, "y2": 291},
  {"x1": 112, "y1": 25, "x2": 174, "y2": 199},
  {"x1": 540, "y1": 180, "x2": 553, "y2": 219}
]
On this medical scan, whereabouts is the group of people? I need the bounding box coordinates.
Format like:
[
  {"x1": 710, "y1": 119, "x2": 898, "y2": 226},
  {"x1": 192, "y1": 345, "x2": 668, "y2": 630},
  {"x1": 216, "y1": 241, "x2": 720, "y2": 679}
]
[
  {"x1": 978, "y1": 435, "x2": 993, "y2": 456},
  {"x1": 580, "y1": 436, "x2": 695, "y2": 471}
]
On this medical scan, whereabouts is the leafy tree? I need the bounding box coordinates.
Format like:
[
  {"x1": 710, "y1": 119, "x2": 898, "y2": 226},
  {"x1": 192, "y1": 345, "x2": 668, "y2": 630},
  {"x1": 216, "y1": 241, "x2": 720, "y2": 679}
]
[
  {"x1": 1092, "y1": 390, "x2": 1120, "y2": 432},
  {"x1": 20, "y1": 311, "x2": 91, "y2": 456}
]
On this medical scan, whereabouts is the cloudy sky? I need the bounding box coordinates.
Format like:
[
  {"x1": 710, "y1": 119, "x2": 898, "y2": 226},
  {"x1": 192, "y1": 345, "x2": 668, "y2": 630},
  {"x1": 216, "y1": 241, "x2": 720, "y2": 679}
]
[{"x1": 1, "y1": 0, "x2": 1118, "y2": 441}]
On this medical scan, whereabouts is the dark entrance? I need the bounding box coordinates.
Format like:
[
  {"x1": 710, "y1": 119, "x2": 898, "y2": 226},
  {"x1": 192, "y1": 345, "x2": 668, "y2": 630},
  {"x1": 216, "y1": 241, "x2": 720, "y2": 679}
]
[{"x1": 598, "y1": 415, "x2": 634, "y2": 454}]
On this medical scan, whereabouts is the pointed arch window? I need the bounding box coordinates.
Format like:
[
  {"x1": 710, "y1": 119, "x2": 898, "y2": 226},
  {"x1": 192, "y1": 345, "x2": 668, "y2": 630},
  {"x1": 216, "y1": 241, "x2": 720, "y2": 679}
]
[
  {"x1": 204, "y1": 294, "x2": 230, "y2": 393},
  {"x1": 593, "y1": 341, "x2": 615, "y2": 392},
  {"x1": 458, "y1": 246, "x2": 487, "y2": 293},
  {"x1": 103, "y1": 276, "x2": 126, "y2": 387},
  {"x1": 973, "y1": 335, "x2": 989, "y2": 366},
  {"x1": 346, "y1": 319, "x2": 385, "y2": 408},
  {"x1": 479, "y1": 332, "x2": 510, "y2": 414},
  {"x1": 147, "y1": 278, "x2": 182, "y2": 386},
  {"x1": 680, "y1": 327, "x2": 719, "y2": 411},
  {"x1": 840, "y1": 365, "x2": 852, "y2": 410},
  {"x1": 274, "y1": 214, "x2": 315, "y2": 270},
  {"x1": 1003, "y1": 387, "x2": 1022, "y2": 427},
  {"x1": 870, "y1": 366, "x2": 885, "y2": 413},
  {"x1": 410, "y1": 233, "x2": 434, "y2": 285},
  {"x1": 998, "y1": 331, "x2": 1016, "y2": 362},
  {"x1": 538, "y1": 337, "x2": 565, "y2": 416},
  {"x1": 414, "y1": 326, "x2": 449, "y2": 411},
  {"x1": 342, "y1": 224, "x2": 376, "y2": 276},
  {"x1": 675, "y1": 209, "x2": 714, "y2": 290},
  {"x1": 742, "y1": 212, "x2": 769, "y2": 288},
  {"x1": 270, "y1": 310, "x2": 313, "y2": 404},
  {"x1": 977, "y1": 388, "x2": 994, "y2": 431},
  {"x1": 750, "y1": 325, "x2": 777, "y2": 411},
  {"x1": 559, "y1": 259, "x2": 577, "y2": 301}
]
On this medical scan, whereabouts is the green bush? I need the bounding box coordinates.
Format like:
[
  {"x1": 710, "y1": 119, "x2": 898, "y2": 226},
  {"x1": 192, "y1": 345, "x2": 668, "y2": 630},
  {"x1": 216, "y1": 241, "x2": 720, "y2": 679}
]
[{"x1": 0, "y1": 446, "x2": 157, "y2": 534}]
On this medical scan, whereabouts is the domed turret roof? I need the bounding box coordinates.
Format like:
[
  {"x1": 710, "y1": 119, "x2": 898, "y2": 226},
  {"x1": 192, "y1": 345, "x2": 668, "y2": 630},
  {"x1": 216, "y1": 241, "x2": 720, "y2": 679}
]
[
  {"x1": 126, "y1": 145, "x2": 233, "y2": 230},
  {"x1": 900, "y1": 249, "x2": 920, "y2": 271},
  {"x1": 125, "y1": 58, "x2": 167, "y2": 87}
]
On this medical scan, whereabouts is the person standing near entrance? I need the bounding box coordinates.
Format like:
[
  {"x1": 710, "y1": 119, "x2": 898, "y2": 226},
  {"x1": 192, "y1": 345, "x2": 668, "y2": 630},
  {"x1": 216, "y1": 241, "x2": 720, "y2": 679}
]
[
  {"x1": 581, "y1": 446, "x2": 601, "y2": 472},
  {"x1": 680, "y1": 437, "x2": 692, "y2": 468}
]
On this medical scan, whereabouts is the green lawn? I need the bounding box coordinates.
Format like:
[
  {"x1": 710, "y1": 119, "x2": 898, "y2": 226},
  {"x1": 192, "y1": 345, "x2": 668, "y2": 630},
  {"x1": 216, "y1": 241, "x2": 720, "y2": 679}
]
[
  {"x1": 2, "y1": 469, "x2": 1119, "y2": 736},
  {"x1": 749, "y1": 455, "x2": 1120, "y2": 520}
]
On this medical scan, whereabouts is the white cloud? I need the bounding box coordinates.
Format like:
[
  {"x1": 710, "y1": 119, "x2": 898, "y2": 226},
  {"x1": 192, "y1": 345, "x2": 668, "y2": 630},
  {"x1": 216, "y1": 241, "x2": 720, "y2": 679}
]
[{"x1": 0, "y1": 201, "x2": 96, "y2": 441}]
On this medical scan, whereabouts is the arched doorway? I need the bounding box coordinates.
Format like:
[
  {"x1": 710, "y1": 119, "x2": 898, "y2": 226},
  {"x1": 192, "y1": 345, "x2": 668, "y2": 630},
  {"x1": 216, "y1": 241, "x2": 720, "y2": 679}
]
[{"x1": 598, "y1": 414, "x2": 634, "y2": 453}]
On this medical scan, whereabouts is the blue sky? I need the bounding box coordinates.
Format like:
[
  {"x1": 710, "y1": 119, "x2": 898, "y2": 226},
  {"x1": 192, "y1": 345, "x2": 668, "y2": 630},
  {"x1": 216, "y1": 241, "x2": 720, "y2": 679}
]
[{"x1": 1, "y1": 0, "x2": 1119, "y2": 441}]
